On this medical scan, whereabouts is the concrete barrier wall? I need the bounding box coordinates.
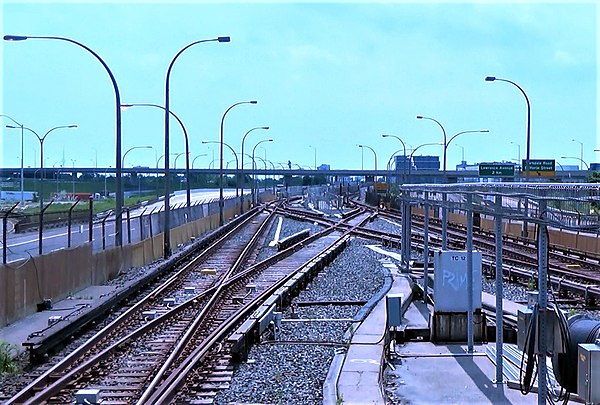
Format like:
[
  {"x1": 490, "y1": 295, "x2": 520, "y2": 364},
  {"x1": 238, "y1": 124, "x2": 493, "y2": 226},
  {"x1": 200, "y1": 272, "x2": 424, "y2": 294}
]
[
  {"x1": 412, "y1": 208, "x2": 598, "y2": 254},
  {"x1": 0, "y1": 202, "x2": 241, "y2": 327},
  {"x1": 1, "y1": 244, "x2": 94, "y2": 326}
]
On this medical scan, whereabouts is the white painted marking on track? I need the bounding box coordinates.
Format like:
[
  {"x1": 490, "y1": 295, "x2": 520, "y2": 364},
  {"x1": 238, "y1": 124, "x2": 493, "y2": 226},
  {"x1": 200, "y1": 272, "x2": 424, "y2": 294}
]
[
  {"x1": 366, "y1": 244, "x2": 403, "y2": 262},
  {"x1": 269, "y1": 217, "x2": 283, "y2": 247}
]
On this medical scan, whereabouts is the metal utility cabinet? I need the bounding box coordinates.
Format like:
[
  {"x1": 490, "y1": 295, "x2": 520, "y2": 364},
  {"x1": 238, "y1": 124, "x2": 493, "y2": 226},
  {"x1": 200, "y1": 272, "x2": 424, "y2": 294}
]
[{"x1": 578, "y1": 343, "x2": 600, "y2": 404}]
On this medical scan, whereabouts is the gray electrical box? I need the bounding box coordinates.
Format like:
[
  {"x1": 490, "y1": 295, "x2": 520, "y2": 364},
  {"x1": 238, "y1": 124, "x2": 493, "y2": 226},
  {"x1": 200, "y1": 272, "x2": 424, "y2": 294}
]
[
  {"x1": 386, "y1": 293, "x2": 403, "y2": 327},
  {"x1": 578, "y1": 343, "x2": 600, "y2": 403},
  {"x1": 433, "y1": 250, "x2": 482, "y2": 312},
  {"x1": 517, "y1": 308, "x2": 533, "y2": 351},
  {"x1": 517, "y1": 307, "x2": 561, "y2": 354}
]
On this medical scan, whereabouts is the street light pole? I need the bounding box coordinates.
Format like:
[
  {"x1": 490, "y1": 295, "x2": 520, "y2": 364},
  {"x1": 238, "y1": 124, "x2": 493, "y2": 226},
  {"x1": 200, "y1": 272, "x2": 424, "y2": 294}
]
[
  {"x1": 5, "y1": 34, "x2": 124, "y2": 246},
  {"x1": 163, "y1": 36, "x2": 230, "y2": 258},
  {"x1": 1, "y1": 115, "x2": 24, "y2": 205},
  {"x1": 445, "y1": 129, "x2": 489, "y2": 168},
  {"x1": 174, "y1": 152, "x2": 185, "y2": 189},
  {"x1": 416, "y1": 115, "x2": 447, "y2": 179},
  {"x1": 219, "y1": 100, "x2": 257, "y2": 226},
  {"x1": 252, "y1": 139, "x2": 273, "y2": 205},
  {"x1": 240, "y1": 126, "x2": 269, "y2": 214},
  {"x1": 203, "y1": 140, "x2": 239, "y2": 197},
  {"x1": 309, "y1": 145, "x2": 317, "y2": 169},
  {"x1": 485, "y1": 76, "x2": 531, "y2": 179},
  {"x1": 511, "y1": 142, "x2": 521, "y2": 167},
  {"x1": 572, "y1": 139, "x2": 584, "y2": 168},
  {"x1": 561, "y1": 156, "x2": 589, "y2": 170},
  {"x1": 357, "y1": 144, "x2": 377, "y2": 171},
  {"x1": 191, "y1": 154, "x2": 208, "y2": 169},
  {"x1": 7, "y1": 124, "x2": 77, "y2": 255},
  {"x1": 382, "y1": 134, "x2": 407, "y2": 184},
  {"x1": 121, "y1": 103, "x2": 192, "y2": 214},
  {"x1": 122, "y1": 145, "x2": 153, "y2": 168}
]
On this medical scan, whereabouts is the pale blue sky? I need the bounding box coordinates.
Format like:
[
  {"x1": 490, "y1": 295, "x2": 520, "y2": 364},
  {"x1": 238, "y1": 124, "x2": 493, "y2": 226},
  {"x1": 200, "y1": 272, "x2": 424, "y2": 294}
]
[{"x1": 1, "y1": 1, "x2": 598, "y2": 171}]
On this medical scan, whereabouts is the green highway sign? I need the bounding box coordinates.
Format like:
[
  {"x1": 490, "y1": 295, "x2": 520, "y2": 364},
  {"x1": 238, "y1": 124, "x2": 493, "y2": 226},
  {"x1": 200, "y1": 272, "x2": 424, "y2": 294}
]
[
  {"x1": 522, "y1": 159, "x2": 555, "y2": 176},
  {"x1": 479, "y1": 163, "x2": 515, "y2": 177}
]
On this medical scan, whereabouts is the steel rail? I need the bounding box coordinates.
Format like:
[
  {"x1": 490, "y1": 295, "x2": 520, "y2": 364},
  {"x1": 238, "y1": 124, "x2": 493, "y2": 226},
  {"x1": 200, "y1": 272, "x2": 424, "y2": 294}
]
[{"x1": 6, "y1": 207, "x2": 269, "y2": 404}]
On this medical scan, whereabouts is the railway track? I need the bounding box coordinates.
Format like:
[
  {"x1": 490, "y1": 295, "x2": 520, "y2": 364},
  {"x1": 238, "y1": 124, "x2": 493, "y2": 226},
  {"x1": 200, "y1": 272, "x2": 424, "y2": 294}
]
[
  {"x1": 4, "y1": 204, "x2": 373, "y2": 404},
  {"x1": 283, "y1": 201, "x2": 600, "y2": 306}
]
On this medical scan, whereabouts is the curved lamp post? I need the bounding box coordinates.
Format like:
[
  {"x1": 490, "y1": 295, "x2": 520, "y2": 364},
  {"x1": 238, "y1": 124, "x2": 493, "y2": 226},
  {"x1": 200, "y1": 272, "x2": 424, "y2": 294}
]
[
  {"x1": 357, "y1": 144, "x2": 377, "y2": 171},
  {"x1": 382, "y1": 134, "x2": 407, "y2": 184},
  {"x1": 511, "y1": 142, "x2": 521, "y2": 165},
  {"x1": 162, "y1": 36, "x2": 229, "y2": 258},
  {"x1": 122, "y1": 145, "x2": 152, "y2": 168},
  {"x1": 571, "y1": 139, "x2": 584, "y2": 168},
  {"x1": 203, "y1": 140, "x2": 238, "y2": 197},
  {"x1": 1, "y1": 114, "x2": 24, "y2": 205},
  {"x1": 121, "y1": 103, "x2": 192, "y2": 214},
  {"x1": 219, "y1": 100, "x2": 257, "y2": 225},
  {"x1": 416, "y1": 115, "x2": 447, "y2": 178},
  {"x1": 485, "y1": 76, "x2": 531, "y2": 178},
  {"x1": 561, "y1": 156, "x2": 589, "y2": 170},
  {"x1": 6, "y1": 124, "x2": 77, "y2": 254},
  {"x1": 5, "y1": 34, "x2": 124, "y2": 245},
  {"x1": 240, "y1": 126, "x2": 269, "y2": 213},
  {"x1": 192, "y1": 153, "x2": 208, "y2": 169},
  {"x1": 446, "y1": 129, "x2": 489, "y2": 168},
  {"x1": 252, "y1": 139, "x2": 273, "y2": 205}
]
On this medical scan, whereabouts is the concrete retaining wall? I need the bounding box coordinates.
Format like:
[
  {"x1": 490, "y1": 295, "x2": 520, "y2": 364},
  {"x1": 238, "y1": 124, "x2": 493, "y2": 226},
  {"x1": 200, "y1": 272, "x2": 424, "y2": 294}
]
[
  {"x1": 0, "y1": 203, "x2": 243, "y2": 327},
  {"x1": 412, "y1": 207, "x2": 598, "y2": 253}
]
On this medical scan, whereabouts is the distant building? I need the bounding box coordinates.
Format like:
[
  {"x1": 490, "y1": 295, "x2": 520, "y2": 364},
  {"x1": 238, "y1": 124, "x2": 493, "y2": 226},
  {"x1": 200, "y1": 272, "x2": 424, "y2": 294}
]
[
  {"x1": 394, "y1": 155, "x2": 411, "y2": 172},
  {"x1": 317, "y1": 164, "x2": 330, "y2": 170},
  {"x1": 412, "y1": 155, "x2": 440, "y2": 171},
  {"x1": 456, "y1": 161, "x2": 479, "y2": 171}
]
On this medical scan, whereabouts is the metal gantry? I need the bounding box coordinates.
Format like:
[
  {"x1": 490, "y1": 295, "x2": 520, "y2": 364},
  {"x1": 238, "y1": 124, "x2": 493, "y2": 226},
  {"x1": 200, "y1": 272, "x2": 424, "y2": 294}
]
[{"x1": 397, "y1": 182, "x2": 600, "y2": 390}]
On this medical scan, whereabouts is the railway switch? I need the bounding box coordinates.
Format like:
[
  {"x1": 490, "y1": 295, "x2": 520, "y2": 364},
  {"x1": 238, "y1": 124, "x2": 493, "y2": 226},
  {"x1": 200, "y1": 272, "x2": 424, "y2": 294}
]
[
  {"x1": 163, "y1": 298, "x2": 176, "y2": 307},
  {"x1": 47, "y1": 315, "x2": 62, "y2": 327},
  {"x1": 75, "y1": 388, "x2": 101, "y2": 404},
  {"x1": 386, "y1": 293, "x2": 403, "y2": 328}
]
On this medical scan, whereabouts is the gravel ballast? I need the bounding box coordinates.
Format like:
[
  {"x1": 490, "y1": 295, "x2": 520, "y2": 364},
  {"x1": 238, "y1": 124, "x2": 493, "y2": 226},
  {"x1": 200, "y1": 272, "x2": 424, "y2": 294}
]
[{"x1": 213, "y1": 236, "x2": 392, "y2": 405}]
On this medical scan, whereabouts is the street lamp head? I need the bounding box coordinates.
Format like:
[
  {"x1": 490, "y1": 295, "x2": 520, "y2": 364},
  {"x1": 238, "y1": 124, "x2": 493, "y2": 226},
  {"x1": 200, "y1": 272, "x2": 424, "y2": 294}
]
[
  {"x1": 250, "y1": 100, "x2": 258, "y2": 104},
  {"x1": 120, "y1": 104, "x2": 134, "y2": 109},
  {"x1": 4, "y1": 35, "x2": 28, "y2": 41},
  {"x1": 416, "y1": 115, "x2": 424, "y2": 119},
  {"x1": 480, "y1": 129, "x2": 490, "y2": 133},
  {"x1": 6, "y1": 125, "x2": 19, "y2": 129},
  {"x1": 262, "y1": 126, "x2": 270, "y2": 130},
  {"x1": 382, "y1": 134, "x2": 390, "y2": 138},
  {"x1": 357, "y1": 144, "x2": 363, "y2": 148},
  {"x1": 67, "y1": 124, "x2": 78, "y2": 128},
  {"x1": 217, "y1": 36, "x2": 231, "y2": 43},
  {"x1": 267, "y1": 139, "x2": 273, "y2": 142},
  {"x1": 485, "y1": 76, "x2": 496, "y2": 82}
]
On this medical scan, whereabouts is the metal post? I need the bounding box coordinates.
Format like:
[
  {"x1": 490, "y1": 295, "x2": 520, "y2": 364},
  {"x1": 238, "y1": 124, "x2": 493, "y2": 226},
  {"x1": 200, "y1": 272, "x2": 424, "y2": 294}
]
[
  {"x1": 139, "y1": 208, "x2": 147, "y2": 241},
  {"x1": 101, "y1": 212, "x2": 110, "y2": 250},
  {"x1": 38, "y1": 200, "x2": 54, "y2": 255},
  {"x1": 442, "y1": 193, "x2": 448, "y2": 250},
  {"x1": 126, "y1": 208, "x2": 131, "y2": 244},
  {"x1": 88, "y1": 197, "x2": 93, "y2": 243},
  {"x1": 523, "y1": 197, "x2": 529, "y2": 238},
  {"x1": 2, "y1": 203, "x2": 19, "y2": 264},
  {"x1": 466, "y1": 192, "x2": 474, "y2": 352},
  {"x1": 537, "y1": 198, "x2": 549, "y2": 404},
  {"x1": 423, "y1": 191, "x2": 430, "y2": 303},
  {"x1": 494, "y1": 194, "x2": 504, "y2": 383},
  {"x1": 67, "y1": 199, "x2": 81, "y2": 248}
]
